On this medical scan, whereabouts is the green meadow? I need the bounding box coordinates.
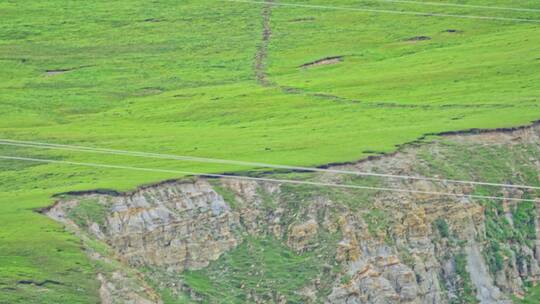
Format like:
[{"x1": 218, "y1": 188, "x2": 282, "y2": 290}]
[{"x1": 0, "y1": 0, "x2": 539, "y2": 302}]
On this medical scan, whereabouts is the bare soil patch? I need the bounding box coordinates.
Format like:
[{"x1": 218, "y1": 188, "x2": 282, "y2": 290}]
[
  {"x1": 137, "y1": 87, "x2": 164, "y2": 96},
  {"x1": 289, "y1": 17, "x2": 315, "y2": 23},
  {"x1": 300, "y1": 56, "x2": 343, "y2": 68},
  {"x1": 45, "y1": 65, "x2": 92, "y2": 76},
  {"x1": 405, "y1": 36, "x2": 431, "y2": 42},
  {"x1": 17, "y1": 279, "x2": 63, "y2": 286},
  {"x1": 45, "y1": 69, "x2": 71, "y2": 76},
  {"x1": 143, "y1": 18, "x2": 162, "y2": 22}
]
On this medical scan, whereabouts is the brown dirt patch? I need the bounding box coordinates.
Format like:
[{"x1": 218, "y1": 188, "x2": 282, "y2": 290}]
[
  {"x1": 405, "y1": 36, "x2": 431, "y2": 41},
  {"x1": 300, "y1": 56, "x2": 343, "y2": 68},
  {"x1": 289, "y1": 17, "x2": 315, "y2": 23},
  {"x1": 45, "y1": 65, "x2": 92, "y2": 76},
  {"x1": 45, "y1": 69, "x2": 71, "y2": 76}
]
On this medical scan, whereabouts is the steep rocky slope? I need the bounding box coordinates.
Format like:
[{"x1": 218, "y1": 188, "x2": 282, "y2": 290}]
[{"x1": 45, "y1": 124, "x2": 540, "y2": 303}]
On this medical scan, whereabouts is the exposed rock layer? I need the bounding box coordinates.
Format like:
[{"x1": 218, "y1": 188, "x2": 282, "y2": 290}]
[{"x1": 47, "y1": 124, "x2": 540, "y2": 303}]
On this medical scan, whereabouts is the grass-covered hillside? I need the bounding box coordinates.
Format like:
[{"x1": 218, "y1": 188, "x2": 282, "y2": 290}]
[{"x1": 0, "y1": 0, "x2": 539, "y2": 303}]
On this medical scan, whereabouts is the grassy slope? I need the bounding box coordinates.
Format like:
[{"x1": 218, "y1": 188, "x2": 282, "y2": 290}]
[
  {"x1": 182, "y1": 237, "x2": 332, "y2": 303},
  {"x1": 0, "y1": 0, "x2": 539, "y2": 302}
]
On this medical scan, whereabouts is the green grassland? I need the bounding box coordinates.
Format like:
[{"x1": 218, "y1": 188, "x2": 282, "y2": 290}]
[{"x1": 1, "y1": 0, "x2": 539, "y2": 302}]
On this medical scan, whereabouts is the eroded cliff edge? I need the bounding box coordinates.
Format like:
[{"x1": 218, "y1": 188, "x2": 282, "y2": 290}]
[{"x1": 45, "y1": 124, "x2": 540, "y2": 303}]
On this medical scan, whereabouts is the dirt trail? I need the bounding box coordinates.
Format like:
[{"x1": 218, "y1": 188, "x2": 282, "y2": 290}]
[
  {"x1": 252, "y1": 1, "x2": 362, "y2": 104},
  {"x1": 255, "y1": 0, "x2": 274, "y2": 86}
]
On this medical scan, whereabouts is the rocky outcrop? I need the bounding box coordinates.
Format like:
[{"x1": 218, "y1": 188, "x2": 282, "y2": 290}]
[
  {"x1": 47, "y1": 124, "x2": 540, "y2": 303},
  {"x1": 49, "y1": 181, "x2": 242, "y2": 273},
  {"x1": 97, "y1": 272, "x2": 158, "y2": 304},
  {"x1": 465, "y1": 242, "x2": 511, "y2": 303}
]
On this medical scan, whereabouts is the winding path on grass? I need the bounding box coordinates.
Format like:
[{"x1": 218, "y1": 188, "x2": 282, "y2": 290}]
[
  {"x1": 251, "y1": 1, "x2": 530, "y2": 113},
  {"x1": 253, "y1": 1, "x2": 372, "y2": 104}
]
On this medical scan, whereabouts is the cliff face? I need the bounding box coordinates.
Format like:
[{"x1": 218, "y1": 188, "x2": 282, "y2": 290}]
[{"x1": 46, "y1": 124, "x2": 540, "y2": 304}]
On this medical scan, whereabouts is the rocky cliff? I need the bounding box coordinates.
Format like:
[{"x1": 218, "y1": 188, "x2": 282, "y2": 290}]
[{"x1": 46, "y1": 124, "x2": 540, "y2": 303}]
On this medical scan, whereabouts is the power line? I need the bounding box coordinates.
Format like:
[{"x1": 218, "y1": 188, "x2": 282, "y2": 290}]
[
  {"x1": 220, "y1": 0, "x2": 540, "y2": 23},
  {"x1": 370, "y1": 0, "x2": 540, "y2": 13},
  {"x1": 1, "y1": 139, "x2": 539, "y2": 190},
  {"x1": 0, "y1": 155, "x2": 537, "y2": 203}
]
